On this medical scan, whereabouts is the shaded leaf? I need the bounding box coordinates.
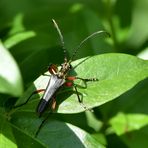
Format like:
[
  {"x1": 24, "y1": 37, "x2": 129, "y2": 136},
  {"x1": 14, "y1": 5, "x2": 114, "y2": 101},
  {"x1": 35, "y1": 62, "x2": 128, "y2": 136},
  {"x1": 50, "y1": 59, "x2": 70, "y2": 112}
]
[
  {"x1": 109, "y1": 112, "x2": 148, "y2": 148},
  {"x1": 10, "y1": 112, "x2": 105, "y2": 148},
  {"x1": 0, "y1": 114, "x2": 17, "y2": 148}
]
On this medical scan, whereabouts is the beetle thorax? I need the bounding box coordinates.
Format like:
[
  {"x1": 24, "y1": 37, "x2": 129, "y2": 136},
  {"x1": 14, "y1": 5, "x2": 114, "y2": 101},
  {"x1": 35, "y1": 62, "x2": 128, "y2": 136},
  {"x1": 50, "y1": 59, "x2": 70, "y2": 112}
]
[{"x1": 58, "y1": 62, "x2": 71, "y2": 78}]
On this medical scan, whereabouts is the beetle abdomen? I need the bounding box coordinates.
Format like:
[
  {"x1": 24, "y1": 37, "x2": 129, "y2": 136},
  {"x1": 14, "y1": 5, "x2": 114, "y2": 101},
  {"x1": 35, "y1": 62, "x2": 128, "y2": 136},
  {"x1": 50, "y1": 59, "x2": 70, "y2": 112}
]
[
  {"x1": 36, "y1": 75, "x2": 65, "y2": 116},
  {"x1": 36, "y1": 98, "x2": 49, "y2": 116}
]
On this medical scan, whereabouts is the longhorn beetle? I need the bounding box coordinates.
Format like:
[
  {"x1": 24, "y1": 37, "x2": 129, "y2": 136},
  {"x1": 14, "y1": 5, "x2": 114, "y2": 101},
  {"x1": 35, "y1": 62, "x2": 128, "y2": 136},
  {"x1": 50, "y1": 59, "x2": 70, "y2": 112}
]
[{"x1": 14, "y1": 19, "x2": 110, "y2": 137}]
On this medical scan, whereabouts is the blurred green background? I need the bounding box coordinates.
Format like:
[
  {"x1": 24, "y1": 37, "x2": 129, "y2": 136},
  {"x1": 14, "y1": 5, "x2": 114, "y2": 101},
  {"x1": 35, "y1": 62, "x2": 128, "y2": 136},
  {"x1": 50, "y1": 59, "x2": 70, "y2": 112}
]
[
  {"x1": 0, "y1": 0, "x2": 148, "y2": 148},
  {"x1": 1, "y1": 0, "x2": 148, "y2": 84}
]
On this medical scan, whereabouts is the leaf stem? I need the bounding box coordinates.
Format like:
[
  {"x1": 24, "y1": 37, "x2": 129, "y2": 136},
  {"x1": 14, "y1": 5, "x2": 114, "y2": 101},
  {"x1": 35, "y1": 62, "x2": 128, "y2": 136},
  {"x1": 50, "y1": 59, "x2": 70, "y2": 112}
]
[{"x1": 105, "y1": 0, "x2": 118, "y2": 51}]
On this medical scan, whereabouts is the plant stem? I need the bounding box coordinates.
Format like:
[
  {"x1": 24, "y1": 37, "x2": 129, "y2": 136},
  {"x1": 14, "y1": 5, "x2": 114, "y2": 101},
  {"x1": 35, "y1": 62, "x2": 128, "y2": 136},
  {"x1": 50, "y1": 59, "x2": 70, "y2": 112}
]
[{"x1": 105, "y1": 0, "x2": 118, "y2": 51}]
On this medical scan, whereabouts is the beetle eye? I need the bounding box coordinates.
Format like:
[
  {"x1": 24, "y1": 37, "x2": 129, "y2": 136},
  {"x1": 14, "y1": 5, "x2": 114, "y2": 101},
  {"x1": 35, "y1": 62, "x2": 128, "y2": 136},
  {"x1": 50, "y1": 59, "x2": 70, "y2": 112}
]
[
  {"x1": 61, "y1": 63, "x2": 64, "y2": 67},
  {"x1": 48, "y1": 64, "x2": 58, "y2": 74},
  {"x1": 69, "y1": 64, "x2": 72, "y2": 69}
]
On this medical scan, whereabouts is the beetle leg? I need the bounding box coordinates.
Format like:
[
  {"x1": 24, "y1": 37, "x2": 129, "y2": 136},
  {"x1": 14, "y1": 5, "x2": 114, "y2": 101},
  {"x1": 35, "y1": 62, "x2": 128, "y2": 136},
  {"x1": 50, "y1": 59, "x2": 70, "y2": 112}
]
[
  {"x1": 66, "y1": 76, "x2": 98, "y2": 88},
  {"x1": 35, "y1": 112, "x2": 51, "y2": 137},
  {"x1": 65, "y1": 81, "x2": 73, "y2": 87},
  {"x1": 66, "y1": 76, "x2": 76, "y2": 81},
  {"x1": 73, "y1": 85, "x2": 93, "y2": 112},
  {"x1": 35, "y1": 96, "x2": 57, "y2": 137},
  {"x1": 51, "y1": 97, "x2": 56, "y2": 110},
  {"x1": 14, "y1": 89, "x2": 45, "y2": 108},
  {"x1": 66, "y1": 76, "x2": 98, "y2": 82},
  {"x1": 35, "y1": 96, "x2": 56, "y2": 137},
  {"x1": 76, "y1": 77, "x2": 99, "y2": 82}
]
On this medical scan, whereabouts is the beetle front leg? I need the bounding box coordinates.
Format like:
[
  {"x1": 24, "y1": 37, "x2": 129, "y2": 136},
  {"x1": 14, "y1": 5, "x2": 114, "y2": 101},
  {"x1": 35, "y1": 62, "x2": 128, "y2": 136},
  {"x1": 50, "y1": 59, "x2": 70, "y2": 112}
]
[
  {"x1": 35, "y1": 97, "x2": 56, "y2": 137},
  {"x1": 76, "y1": 77, "x2": 99, "y2": 82},
  {"x1": 66, "y1": 76, "x2": 98, "y2": 82},
  {"x1": 66, "y1": 76, "x2": 98, "y2": 88}
]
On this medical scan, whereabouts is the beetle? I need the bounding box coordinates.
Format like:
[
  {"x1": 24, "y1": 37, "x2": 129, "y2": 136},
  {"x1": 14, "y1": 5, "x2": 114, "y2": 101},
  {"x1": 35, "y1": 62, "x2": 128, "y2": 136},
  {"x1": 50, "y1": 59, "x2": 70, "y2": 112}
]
[{"x1": 14, "y1": 19, "x2": 110, "y2": 136}]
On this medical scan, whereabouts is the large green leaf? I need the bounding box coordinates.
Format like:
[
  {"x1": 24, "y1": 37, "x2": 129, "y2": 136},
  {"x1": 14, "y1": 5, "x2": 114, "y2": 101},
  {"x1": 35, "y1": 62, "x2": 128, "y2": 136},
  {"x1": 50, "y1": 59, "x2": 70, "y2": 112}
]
[
  {"x1": 10, "y1": 112, "x2": 105, "y2": 148},
  {"x1": 14, "y1": 53, "x2": 148, "y2": 114},
  {"x1": 0, "y1": 41, "x2": 23, "y2": 96},
  {"x1": 0, "y1": 112, "x2": 46, "y2": 148}
]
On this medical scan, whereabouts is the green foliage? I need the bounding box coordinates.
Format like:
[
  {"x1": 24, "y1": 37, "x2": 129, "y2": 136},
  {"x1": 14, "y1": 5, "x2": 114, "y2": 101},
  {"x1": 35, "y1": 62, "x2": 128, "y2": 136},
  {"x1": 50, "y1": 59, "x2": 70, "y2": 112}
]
[
  {"x1": 0, "y1": 0, "x2": 148, "y2": 147},
  {"x1": 0, "y1": 41, "x2": 23, "y2": 96}
]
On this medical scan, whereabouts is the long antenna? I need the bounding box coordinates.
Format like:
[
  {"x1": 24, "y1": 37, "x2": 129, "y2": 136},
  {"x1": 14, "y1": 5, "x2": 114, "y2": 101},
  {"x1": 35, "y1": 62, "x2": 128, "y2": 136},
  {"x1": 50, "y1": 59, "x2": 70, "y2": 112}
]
[
  {"x1": 70, "y1": 30, "x2": 110, "y2": 62},
  {"x1": 52, "y1": 19, "x2": 67, "y2": 61}
]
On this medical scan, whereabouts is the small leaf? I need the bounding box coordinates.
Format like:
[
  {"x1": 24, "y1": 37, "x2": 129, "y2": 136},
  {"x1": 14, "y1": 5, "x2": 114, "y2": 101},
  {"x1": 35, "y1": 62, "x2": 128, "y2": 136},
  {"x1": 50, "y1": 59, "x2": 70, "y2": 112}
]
[
  {"x1": 4, "y1": 31, "x2": 36, "y2": 49},
  {"x1": 9, "y1": 13, "x2": 25, "y2": 35},
  {"x1": 109, "y1": 112, "x2": 148, "y2": 135},
  {"x1": 0, "y1": 41, "x2": 23, "y2": 96}
]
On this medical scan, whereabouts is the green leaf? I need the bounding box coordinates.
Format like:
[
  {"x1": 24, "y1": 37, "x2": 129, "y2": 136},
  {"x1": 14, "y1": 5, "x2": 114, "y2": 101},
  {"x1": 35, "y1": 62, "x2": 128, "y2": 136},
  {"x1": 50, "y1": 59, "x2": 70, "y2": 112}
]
[
  {"x1": 127, "y1": 0, "x2": 148, "y2": 48},
  {"x1": 10, "y1": 113, "x2": 105, "y2": 148},
  {"x1": 105, "y1": 77, "x2": 148, "y2": 148},
  {"x1": 137, "y1": 47, "x2": 148, "y2": 60},
  {"x1": 0, "y1": 41, "x2": 23, "y2": 96},
  {"x1": 91, "y1": 133, "x2": 107, "y2": 146},
  {"x1": 122, "y1": 127, "x2": 148, "y2": 148},
  {"x1": 109, "y1": 112, "x2": 148, "y2": 148},
  {"x1": 4, "y1": 31, "x2": 36, "y2": 49},
  {"x1": 109, "y1": 112, "x2": 148, "y2": 135},
  {"x1": 9, "y1": 13, "x2": 25, "y2": 35},
  {"x1": 15, "y1": 53, "x2": 148, "y2": 113},
  {"x1": 0, "y1": 114, "x2": 17, "y2": 148},
  {"x1": 2, "y1": 113, "x2": 46, "y2": 148}
]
